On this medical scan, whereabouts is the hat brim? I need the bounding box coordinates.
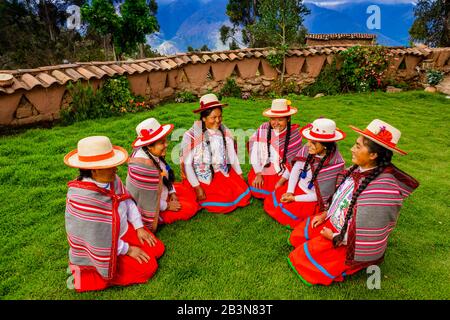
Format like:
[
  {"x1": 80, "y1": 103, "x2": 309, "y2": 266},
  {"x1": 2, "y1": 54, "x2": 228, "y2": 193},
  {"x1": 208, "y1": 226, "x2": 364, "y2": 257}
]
[
  {"x1": 193, "y1": 103, "x2": 228, "y2": 113},
  {"x1": 349, "y1": 125, "x2": 407, "y2": 155},
  {"x1": 301, "y1": 127, "x2": 346, "y2": 142},
  {"x1": 64, "y1": 146, "x2": 129, "y2": 169},
  {"x1": 132, "y1": 124, "x2": 174, "y2": 148},
  {"x1": 263, "y1": 107, "x2": 298, "y2": 118}
]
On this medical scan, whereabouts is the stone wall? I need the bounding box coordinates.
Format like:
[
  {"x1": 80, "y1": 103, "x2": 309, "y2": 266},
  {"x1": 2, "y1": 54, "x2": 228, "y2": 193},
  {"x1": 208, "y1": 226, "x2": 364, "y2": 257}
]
[{"x1": 0, "y1": 46, "x2": 449, "y2": 128}]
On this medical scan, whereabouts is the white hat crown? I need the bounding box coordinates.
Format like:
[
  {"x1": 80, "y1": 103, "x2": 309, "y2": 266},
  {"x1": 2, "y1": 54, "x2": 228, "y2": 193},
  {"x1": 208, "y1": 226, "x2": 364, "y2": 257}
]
[
  {"x1": 77, "y1": 136, "x2": 113, "y2": 158},
  {"x1": 271, "y1": 99, "x2": 290, "y2": 112},
  {"x1": 366, "y1": 119, "x2": 401, "y2": 145},
  {"x1": 311, "y1": 118, "x2": 337, "y2": 135},
  {"x1": 136, "y1": 118, "x2": 161, "y2": 137},
  {"x1": 200, "y1": 93, "x2": 220, "y2": 106}
]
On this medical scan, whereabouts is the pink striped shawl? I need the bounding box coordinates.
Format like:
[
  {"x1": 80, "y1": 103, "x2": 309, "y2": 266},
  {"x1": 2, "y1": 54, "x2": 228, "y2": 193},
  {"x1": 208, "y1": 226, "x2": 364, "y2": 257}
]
[
  {"x1": 65, "y1": 176, "x2": 131, "y2": 280},
  {"x1": 126, "y1": 155, "x2": 162, "y2": 232},
  {"x1": 248, "y1": 122, "x2": 302, "y2": 173},
  {"x1": 345, "y1": 164, "x2": 419, "y2": 266},
  {"x1": 293, "y1": 144, "x2": 346, "y2": 211}
]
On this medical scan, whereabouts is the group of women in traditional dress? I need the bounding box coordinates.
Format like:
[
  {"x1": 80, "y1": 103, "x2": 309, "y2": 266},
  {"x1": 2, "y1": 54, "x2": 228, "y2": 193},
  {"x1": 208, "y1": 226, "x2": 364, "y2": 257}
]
[{"x1": 63, "y1": 93, "x2": 418, "y2": 292}]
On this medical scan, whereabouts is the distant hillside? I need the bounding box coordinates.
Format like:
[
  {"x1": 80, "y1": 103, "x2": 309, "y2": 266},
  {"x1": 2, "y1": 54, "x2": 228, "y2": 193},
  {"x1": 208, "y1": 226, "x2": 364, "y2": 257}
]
[{"x1": 148, "y1": 0, "x2": 415, "y2": 54}]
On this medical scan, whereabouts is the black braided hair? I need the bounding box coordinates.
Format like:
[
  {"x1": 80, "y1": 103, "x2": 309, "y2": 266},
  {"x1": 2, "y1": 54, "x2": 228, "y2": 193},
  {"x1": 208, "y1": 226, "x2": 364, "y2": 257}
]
[
  {"x1": 332, "y1": 137, "x2": 393, "y2": 247},
  {"x1": 278, "y1": 118, "x2": 292, "y2": 174},
  {"x1": 200, "y1": 107, "x2": 224, "y2": 178},
  {"x1": 265, "y1": 117, "x2": 291, "y2": 172},
  {"x1": 77, "y1": 169, "x2": 92, "y2": 181},
  {"x1": 218, "y1": 125, "x2": 231, "y2": 172},
  {"x1": 143, "y1": 146, "x2": 174, "y2": 191},
  {"x1": 300, "y1": 142, "x2": 336, "y2": 188},
  {"x1": 307, "y1": 142, "x2": 336, "y2": 189},
  {"x1": 264, "y1": 123, "x2": 272, "y2": 168}
]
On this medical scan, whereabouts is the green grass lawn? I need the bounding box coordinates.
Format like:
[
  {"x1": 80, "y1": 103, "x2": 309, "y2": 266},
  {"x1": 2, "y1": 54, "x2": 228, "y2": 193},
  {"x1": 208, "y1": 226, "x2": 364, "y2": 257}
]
[{"x1": 0, "y1": 91, "x2": 449, "y2": 300}]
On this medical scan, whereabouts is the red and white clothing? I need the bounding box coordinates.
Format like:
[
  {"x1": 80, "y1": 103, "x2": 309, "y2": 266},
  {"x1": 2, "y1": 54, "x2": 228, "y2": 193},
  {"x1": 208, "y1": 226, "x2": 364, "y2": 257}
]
[
  {"x1": 65, "y1": 176, "x2": 164, "y2": 292},
  {"x1": 264, "y1": 145, "x2": 345, "y2": 229},
  {"x1": 130, "y1": 148, "x2": 200, "y2": 225},
  {"x1": 248, "y1": 122, "x2": 302, "y2": 199},
  {"x1": 181, "y1": 121, "x2": 250, "y2": 214},
  {"x1": 287, "y1": 165, "x2": 419, "y2": 286}
]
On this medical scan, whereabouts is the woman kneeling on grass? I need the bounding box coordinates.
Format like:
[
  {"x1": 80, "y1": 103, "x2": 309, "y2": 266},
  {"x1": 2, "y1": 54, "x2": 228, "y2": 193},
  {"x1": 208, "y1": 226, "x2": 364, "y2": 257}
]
[
  {"x1": 64, "y1": 136, "x2": 164, "y2": 292},
  {"x1": 248, "y1": 99, "x2": 302, "y2": 199},
  {"x1": 287, "y1": 119, "x2": 419, "y2": 286},
  {"x1": 180, "y1": 93, "x2": 251, "y2": 214},
  {"x1": 264, "y1": 118, "x2": 346, "y2": 229},
  {"x1": 126, "y1": 118, "x2": 200, "y2": 229}
]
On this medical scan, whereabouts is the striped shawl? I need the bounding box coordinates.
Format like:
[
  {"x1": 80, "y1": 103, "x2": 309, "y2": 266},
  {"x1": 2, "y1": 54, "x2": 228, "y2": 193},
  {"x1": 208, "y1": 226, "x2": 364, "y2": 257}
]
[
  {"x1": 345, "y1": 164, "x2": 419, "y2": 266},
  {"x1": 126, "y1": 156, "x2": 162, "y2": 232},
  {"x1": 293, "y1": 144, "x2": 346, "y2": 211},
  {"x1": 65, "y1": 176, "x2": 131, "y2": 280},
  {"x1": 248, "y1": 122, "x2": 302, "y2": 175}
]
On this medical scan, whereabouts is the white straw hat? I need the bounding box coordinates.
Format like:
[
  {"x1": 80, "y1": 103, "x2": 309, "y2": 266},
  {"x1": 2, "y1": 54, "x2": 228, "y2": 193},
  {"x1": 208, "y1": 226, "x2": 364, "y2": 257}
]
[
  {"x1": 193, "y1": 93, "x2": 228, "y2": 113},
  {"x1": 64, "y1": 136, "x2": 128, "y2": 169},
  {"x1": 349, "y1": 119, "x2": 407, "y2": 155},
  {"x1": 301, "y1": 118, "x2": 346, "y2": 142},
  {"x1": 263, "y1": 99, "x2": 297, "y2": 117},
  {"x1": 132, "y1": 118, "x2": 174, "y2": 148}
]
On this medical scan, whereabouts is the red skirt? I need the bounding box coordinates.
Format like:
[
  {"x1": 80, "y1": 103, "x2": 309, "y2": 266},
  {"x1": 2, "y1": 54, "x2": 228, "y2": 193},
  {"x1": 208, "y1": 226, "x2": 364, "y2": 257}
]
[
  {"x1": 247, "y1": 168, "x2": 282, "y2": 199},
  {"x1": 263, "y1": 184, "x2": 319, "y2": 229},
  {"x1": 159, "y1": 182, "x2": 201, "y2": 224},
  {"x1": 69, "y1": 223, "x2": 165, "y2": 293},
  {"x1": 185, "y1": 169, "x2": 251, "y2": 214},
  {"x1": 287, "y1": 218, "x2": 363, "y2": 286}
]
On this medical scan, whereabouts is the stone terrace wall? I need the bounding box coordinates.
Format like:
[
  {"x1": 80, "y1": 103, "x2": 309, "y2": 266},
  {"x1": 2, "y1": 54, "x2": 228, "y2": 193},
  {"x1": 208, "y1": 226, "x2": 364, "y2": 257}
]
[{"x1": 0, "y1": 45, "x2": 449, "y2": 127}]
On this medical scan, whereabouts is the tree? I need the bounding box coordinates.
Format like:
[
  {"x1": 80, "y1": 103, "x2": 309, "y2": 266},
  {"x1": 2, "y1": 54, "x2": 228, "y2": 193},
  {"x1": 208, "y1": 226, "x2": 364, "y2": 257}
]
[
  {"x1": 81, "y1": 0, "x2": 120, "y2": 60},
  {"x1": 409, "y1": 0, "x2": 450, "y2": 47},
  {"x1": 116, "y1": 0, "x2": 159, "y2": 58},
  {"x1": 220, "y1": 0, "x2": 260, "y2": 48},
  {"x1": 251, "y1": 0, "x2": 310, "y2": 85}
]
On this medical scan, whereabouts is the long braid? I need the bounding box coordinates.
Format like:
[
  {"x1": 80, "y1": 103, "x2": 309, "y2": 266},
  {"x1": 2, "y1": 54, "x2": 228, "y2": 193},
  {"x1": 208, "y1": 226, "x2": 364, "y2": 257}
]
[
  {"x1": 278, "y1": 118, "x2": 291, "y2": 174},
  {"x1": 324, "y1": 164, "x2": 358, "y2": 209},
  {"x1": 264, "y1": 124, "x2": 272, "y2": 168},
  {"x1": 300, "y1": 154, "x2": 314, "y2": 179},
  {"x1": 218, "y1": 125, "x2": 231, "y2": 172},
  {"x1": 307, "y1": 142, "x2": 336, "y2": 189},
  {"x1": 332, "y1": 139, "x2": 393, "y2": 247},
  {"x1": 201, "y1": 119, "x2": 215, "y2": 179},
  {"x1": 143, "y1": 147, "x2": 174, "y2": 191}
]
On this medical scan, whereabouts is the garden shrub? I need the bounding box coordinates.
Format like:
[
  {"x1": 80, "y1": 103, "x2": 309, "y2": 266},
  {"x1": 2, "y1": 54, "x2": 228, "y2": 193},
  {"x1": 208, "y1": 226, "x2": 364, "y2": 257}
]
[
  {"x1": 220, "y1": 77, "x2": 241, "y2": 98},
  {"x1": 60, "y1": 76, "x2": 148, "y2": 125},
  {"x1": 426, "y1": 69, "x2": 444, "y2": 86},
  {"x1": 340, "y1": 46, "x2": 393, "y2": 92},
  {"x1": 303, "y1": 60, "x2": 342, "y2": 97},
  {"x1": 175, "y1": 91, "x2": 197, "y2": 103}
]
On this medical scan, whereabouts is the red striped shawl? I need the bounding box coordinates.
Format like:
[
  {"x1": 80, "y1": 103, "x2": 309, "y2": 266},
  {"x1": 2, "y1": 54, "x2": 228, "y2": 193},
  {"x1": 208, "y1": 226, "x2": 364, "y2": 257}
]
[
  {"x1": 293, "y1": 144, "x2": 346, "y2": 211},
  {"x1": 126, "y1": 156, "x2": 162, "y2": 232},
  {"x1": 344, "y1": 164, "x2": 419, "y2": 266},
  {"x1": 65, "y1": 176, "x2": 131, "y2": 280}
]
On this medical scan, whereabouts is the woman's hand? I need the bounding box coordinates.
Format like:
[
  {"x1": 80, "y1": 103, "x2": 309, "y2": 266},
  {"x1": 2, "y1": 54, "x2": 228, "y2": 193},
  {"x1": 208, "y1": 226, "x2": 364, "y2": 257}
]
[
  {"x1": 194, "y1": 186, "x2": 206, "y2": 201},
  {"x1": 275, "y1": 177, "x2": 287, "y2": 189},
  {"x1": 127, "y1": 246, "x2": 151, "y2": 264},
  {"x1": 320, "y1": 227, "x2": 334, "y2": 240},
  {"x1": 311, "y1": 212, "x2": 327, "y2": 228},
  {"x1": 168, "y1": 199, "x2": 181, "y2": 211},
  {"x1": 280, "y1": 192, "x2": 295, "y2": 203},
  {"x1": 136, "y1": 227, "x2": 156, "y2": 247},
  {"x1": 252, "y1": 173, "x2": 264, "y2": 189}
]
